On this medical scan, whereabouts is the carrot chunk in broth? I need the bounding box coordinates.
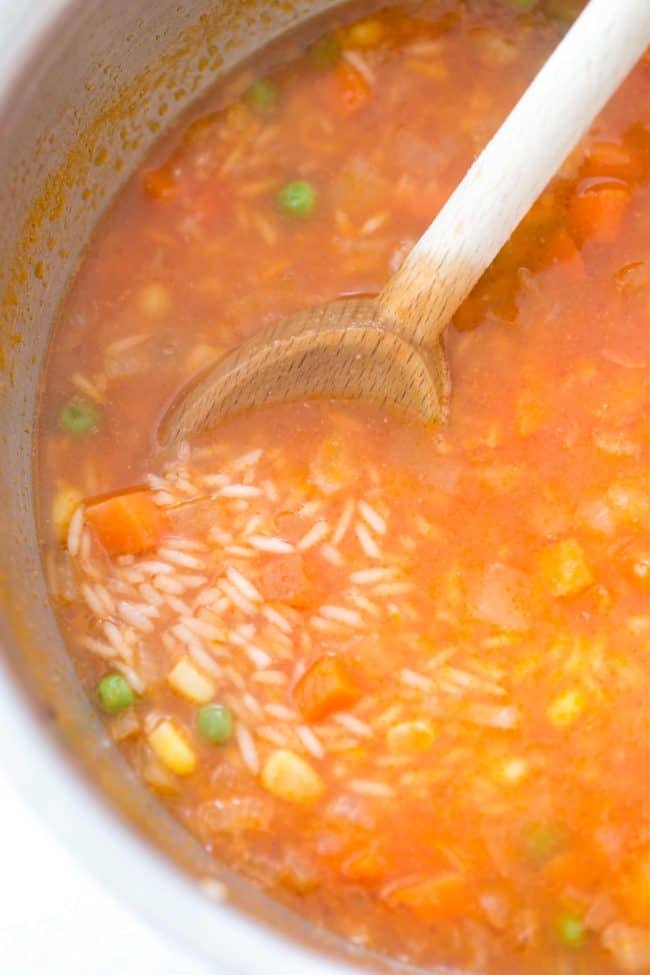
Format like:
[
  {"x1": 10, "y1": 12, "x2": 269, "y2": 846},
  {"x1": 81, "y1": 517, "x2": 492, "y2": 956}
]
[
  {"x1": 85, "y1": 491, "x2": 167, "y2": 556},
  {"x1": 293, "y1": 655, "x2": 361, "y2": 721}
]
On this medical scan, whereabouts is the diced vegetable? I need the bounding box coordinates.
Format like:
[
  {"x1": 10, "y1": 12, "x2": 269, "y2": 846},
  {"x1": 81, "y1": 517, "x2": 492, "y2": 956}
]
[
  {"x1": 143, "y1": 165, "x2": 176, "y2": 200},
  {"x1": 167, "y1": 656, "x2": 216, "y2": 704},
  {"x1": 547, "y1": 688, "x2": 586, "y2": 727},
  {"x1": 293, "y1": 655, "x2": 360, "y2": 721},
  {"x1": 244, "y1": 79, "x2": 278, "y2": 114},
  {"x1": 97, "y1": 672, "x2": 136, "y2": 713},
  {"x1": 346, "y1": 19, "x2": 383, "y2": 48},
  {"x1": 197, "y1": 704, "x2": 233, "y2": 745},
  {"x1": 277, "y1": 180, "x2": 317, "y2": 219},
  {"x1": 386, "y1": 719, "x2": 436, "y2": 753},
  {"x1": 569, "y1": 183, "x2": 630, "y2": 244},
  {"x1": 59, "y1": 397, "x2": 100, "y2": 438},
  {"x1": 537, "y1": 538, "x2": 594, "y2": 597},
  {"x1": 85, "y1": 490, "x2": 167, "y2": 556},
  {"x1": 558, "y1": 913, "x2": 586, "y2": 948},
  {"x1": 261, "y1": 749, "x2": 324, "y2": 804},
  {"x1": 148, "y1": 719, "x2": 197, "y2": 776},
  {"x1": 51, "y1": 485, "x2": 82, "y2": 543},
  {"x1": 328, "y1": 62, "x2": 371, "y2": 117},
  {"x1": 310, "y1": 34, "x2": 341, "y2": 69}
]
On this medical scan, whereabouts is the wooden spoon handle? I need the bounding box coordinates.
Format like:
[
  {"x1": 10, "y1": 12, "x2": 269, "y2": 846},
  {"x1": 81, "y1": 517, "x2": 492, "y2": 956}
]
[{"x1": 378, "y1": 0, "x2": 650, "y2": 346}]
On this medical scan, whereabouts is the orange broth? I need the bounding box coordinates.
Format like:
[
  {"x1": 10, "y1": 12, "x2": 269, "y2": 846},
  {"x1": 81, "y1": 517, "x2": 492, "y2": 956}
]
[{"x1": 37, "y1": 2, "x2": 650, "y2": 972}]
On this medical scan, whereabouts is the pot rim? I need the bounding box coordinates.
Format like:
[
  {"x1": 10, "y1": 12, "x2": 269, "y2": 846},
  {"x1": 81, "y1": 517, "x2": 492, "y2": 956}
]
[{"x1": 0, "y1": 3, "x2": 361, "y2": 972}]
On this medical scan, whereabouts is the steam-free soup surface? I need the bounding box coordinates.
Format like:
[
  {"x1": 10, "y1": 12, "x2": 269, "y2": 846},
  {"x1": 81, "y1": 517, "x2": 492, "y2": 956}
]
[{"x1": 38, "y1": 2, "x2": 650, "y2": 972}]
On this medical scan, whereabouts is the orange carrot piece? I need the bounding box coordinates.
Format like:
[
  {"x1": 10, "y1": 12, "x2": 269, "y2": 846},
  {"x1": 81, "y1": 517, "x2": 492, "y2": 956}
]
[
  {"x1": 85, "y1": 490, "x2": 168, "y2": 556},
  {"x1": 569, "y1": 184, "x2": 630, "y2": 244},
  {"x1": 383, "y1": 872, "x2": 472, "y2": 923},
  {"x1": 293, "y1": 655, "x2": 361, "y2": 721},
  {"x1": 327, "y1": 62, "x2": 371, "y2": 117},
  {"x1": 143, "y1": 166, "x2": 177, "y2": 201}
]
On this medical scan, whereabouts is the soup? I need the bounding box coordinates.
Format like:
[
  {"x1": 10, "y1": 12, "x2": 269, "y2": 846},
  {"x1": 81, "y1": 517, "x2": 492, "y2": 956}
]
[{"x1": 37, "y1": 1, "x2": 650, "y2": 972}]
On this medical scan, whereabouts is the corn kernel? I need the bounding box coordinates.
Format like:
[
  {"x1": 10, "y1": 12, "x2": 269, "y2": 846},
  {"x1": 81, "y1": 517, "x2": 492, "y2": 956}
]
[
  {"x1": 148, "y1": 719, "x2": 197, "y2": 775},
  {"x1": 261, "y1": 749, "x2": 324, "y2": 805},
  {"x1": 547, "y1": 688, "x2": 586, "y2": 727},
  {"x1": 347, "y1": 18, "x2": 383, "y2": 47},
  {"x1": 52, "y1": 485, "x2": 83, "y2": 543},
  {"x1": 537, "y1": 538, "x2": 594, "y2": 597},
  {"x1": 138, "y1": 282, "x2": 169, "y2": 318},
  {"x1": 167, "y1": 656, "x2": 216, "y2": 704},
  {"x1": 387, "y1": 719, "x2": 436, "y2": 754}
]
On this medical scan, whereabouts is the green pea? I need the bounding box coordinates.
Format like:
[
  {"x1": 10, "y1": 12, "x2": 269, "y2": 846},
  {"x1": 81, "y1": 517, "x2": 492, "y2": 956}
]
[
  {"x1": 558, "y1": 913, "x2": 586, "y2": 948},
  {"x1": 522, "y1": 823, "x2": 565, "y2": 866},
  {"x1": 310, "y1": 34, "x2": 342, "y2": 69},
  {"x1": 244, "y1": 79, "x2": 278, "y2": 114},
  {"x1": 98, "y1": 673, "x2": 136, "y2": 713},
  {"x1": 277, "y1": 180, "x2": 317, "y2": 219},
  {"x1": 59, "y1": 397, "x2": 100, "y2": 438},
  {"x1": 197, "y1": 704, "x2": 233, "y2": 745}
]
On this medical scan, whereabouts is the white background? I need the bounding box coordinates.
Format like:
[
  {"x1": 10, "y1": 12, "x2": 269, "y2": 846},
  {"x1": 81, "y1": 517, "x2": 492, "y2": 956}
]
[{"x1": 0, "y1": 765, "x2": 212, "y2": 974}]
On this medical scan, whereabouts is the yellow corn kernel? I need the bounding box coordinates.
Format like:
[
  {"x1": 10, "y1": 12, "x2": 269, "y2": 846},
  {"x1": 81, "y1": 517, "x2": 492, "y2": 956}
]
[
  {"x1": 261, "y1": 749, "x2": 324, "y2": 805},
  {"x1": 387, "y1": 719, "x2": 436, "y2": 754},
  {"x1": 148, "y1": 719, "x2": 197, "y2": 776},
  {"x1": 167, "y1": 656, "x2": 215, "y2": 704},
  {"x1": 347, "y1": 18, "x2": 383, "y2": 47},
  {"x1": 52, "y1": 485, "x2": 83, "y2": 543},
  {"x1": 547, "y1": 688, "x2": 586, "y2": 727},
  {"x1": 138, "y1": 282, "x2": 169, "y2": 318},
  {"x1": 537, "y1": 538, "x2": 594, "y2": 597}
]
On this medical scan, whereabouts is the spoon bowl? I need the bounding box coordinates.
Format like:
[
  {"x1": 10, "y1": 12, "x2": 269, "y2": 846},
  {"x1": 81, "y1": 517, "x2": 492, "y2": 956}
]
[{"x1": 160, "y1": 0, "x2": 650, "y2": 448}]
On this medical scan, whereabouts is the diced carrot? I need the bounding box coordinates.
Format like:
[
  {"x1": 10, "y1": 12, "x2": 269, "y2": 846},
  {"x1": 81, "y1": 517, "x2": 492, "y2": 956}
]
[
  {"x1": 569, "y1": 183, "x2": 630, "y2": 244},
  {"x1": 293, "y1": 655, "x2": 361, "y2": 721},
  {"x1": 85, "y1": 490, "x2": 168, "y2": 556},
  {"x1": 143, "y1": 165, "x2": 177, "y2": 201},
  {"x1": 383, "y1": 872, "x2": 473, "y2": 922},
  {"x1": 327, "y1": 62, "x2": 371, "y2": 117}
]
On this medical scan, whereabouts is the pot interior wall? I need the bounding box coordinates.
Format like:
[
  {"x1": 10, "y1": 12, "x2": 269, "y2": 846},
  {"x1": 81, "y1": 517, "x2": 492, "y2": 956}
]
[{"x1": 0, "y1": 1, "x2": 406, "y2": 971}]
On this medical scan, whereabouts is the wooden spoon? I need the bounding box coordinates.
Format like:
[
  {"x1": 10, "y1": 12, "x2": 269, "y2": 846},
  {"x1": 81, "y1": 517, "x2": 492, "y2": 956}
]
[{"x1": 159, "y1": 0, "x2": 650, "y2": 448}]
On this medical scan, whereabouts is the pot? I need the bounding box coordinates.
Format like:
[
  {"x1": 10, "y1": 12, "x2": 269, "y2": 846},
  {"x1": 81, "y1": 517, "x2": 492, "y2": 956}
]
[{"x1": 0, "y1": 2, "x2": 405, "y2": 972}]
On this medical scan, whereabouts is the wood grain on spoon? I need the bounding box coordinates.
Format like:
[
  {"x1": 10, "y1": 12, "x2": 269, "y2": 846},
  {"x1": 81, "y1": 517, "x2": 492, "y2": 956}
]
[{"x1": 159, "y1": 0, "x2": 650, "y2": 449}]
